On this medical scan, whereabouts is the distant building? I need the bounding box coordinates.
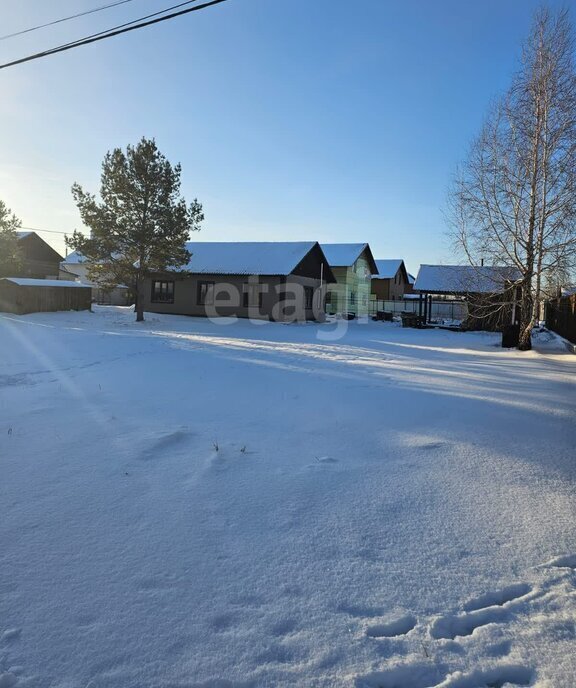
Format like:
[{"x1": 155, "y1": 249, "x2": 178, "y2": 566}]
[
  {"x1": 15, "y1": 232, "x2": 63, "y2": 279},
  {"x1": 142, "y1": 241, "x2": 335, "y2": 322},
  {"x1": 414, "y1": 264, "x2": 522, "y2": 330},
  {"x1": 371, "y1": 259, "x2": 410, "y2": 301},
  {"x1": 60, "y1": 252, "x2": 130, "y2": 305},
  {"x1": 321, "y1": 243, "x2": 378, "y2": 317}
]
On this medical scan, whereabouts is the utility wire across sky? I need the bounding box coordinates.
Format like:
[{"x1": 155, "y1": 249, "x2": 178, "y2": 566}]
[
  {"x1": 0, "y1": 0, "x2": 139, "y2": 41},
  {"x1": 0, "y1": 0, "x2": 230, "y2": 70}
]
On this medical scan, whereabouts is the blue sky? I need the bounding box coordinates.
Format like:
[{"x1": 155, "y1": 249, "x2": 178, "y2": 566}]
[{"x1": 0, "y1": 0, "x2": 569, "y2": 274}]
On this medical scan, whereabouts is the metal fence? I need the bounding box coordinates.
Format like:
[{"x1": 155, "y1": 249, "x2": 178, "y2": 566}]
[
  {"x1": 546, "y1": 295, "x2": 576, "y2": 344},
  {"x1": 370, "y1": 298, "x2": 468, "y2": 322}
]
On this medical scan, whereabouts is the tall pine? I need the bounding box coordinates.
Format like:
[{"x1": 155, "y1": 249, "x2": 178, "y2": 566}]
[{"x1": 68, "y1": 137, "x2": 203, "y2": 321}]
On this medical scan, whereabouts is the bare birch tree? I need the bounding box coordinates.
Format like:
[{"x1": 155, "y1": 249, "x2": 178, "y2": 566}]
[{"x1": 449, "y1": 8, "x2": 576, "y2": 350}]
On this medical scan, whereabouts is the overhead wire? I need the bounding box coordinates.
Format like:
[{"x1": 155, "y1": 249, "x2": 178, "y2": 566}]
[
  {"x1": 0, "y1": 0, "x2": 230, "y2": 70},
  {"x1": 0, "y1": 0, "x2": 139, "y2": 41}
]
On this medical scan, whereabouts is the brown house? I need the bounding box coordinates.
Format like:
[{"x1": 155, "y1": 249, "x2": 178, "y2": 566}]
[
  {"x1": 15, "y1": 232, "x2": 63, "y2": 279},
  {"x1": 371, "y1": 259, "x2": 410, "y2": 301},
  {"x1": 142, "y1": 241, "x2": 335, "y2": 322}
]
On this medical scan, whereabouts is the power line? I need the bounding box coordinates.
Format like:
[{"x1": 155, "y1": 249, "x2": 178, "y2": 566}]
[
  {"x1": 21, "y1": 226, "x2": 70, "y2": 235},
  {"x1": 0, "y1": 0, "x2": 230, "y2": 70},
  {"x1": 0, "y1": 0, "x2": 139, "y2": 41},
  {"x1": 38, "y1": 0, "x2": 200, "y2": 55}
]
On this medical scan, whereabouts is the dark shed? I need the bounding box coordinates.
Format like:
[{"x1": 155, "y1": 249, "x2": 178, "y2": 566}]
[{"x1": 0, "y1": 278, "x2": 92, "y2": 315}]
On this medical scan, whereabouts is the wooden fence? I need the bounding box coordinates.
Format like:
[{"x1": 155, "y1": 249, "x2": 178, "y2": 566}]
[{"x1": 546, "y1": 294, "x2": 576, "y2": 344}]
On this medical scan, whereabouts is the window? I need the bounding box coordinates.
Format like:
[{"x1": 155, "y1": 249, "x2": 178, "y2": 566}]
[
  {"x1": 197, "y1": 281, "x2": 215, "y2": 306},
  {"x1": 243, "y1": 283, "x2": 263, "y2": 308},
  {"x1": 304, "y1": 286, "x2": 314, "y2": 309},
  {"x1": 350, "y1": 291, "x2": 356, "y2": 305},
  {"x1": 151, "y1": 280, "x2": 175, "y2": 303}
]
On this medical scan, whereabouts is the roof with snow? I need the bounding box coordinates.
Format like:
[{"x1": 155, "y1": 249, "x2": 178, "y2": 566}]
[
  {"x1": 372, "y1": 259, "x2": 404, "y2": 279},
  {"x1": 61, "y1": 251, "x2": 88, "y2": 264},
  {"x1": 0, "y1": 278, "x2": 90, "y2": 288},
  {"x1": 320, "y1": 243, "x2": 378, "y2": 273},
  {"x1": 181, "y1": 241, "x2": 327, "y2": 276},
  {"x1": 414, "y1": 265, "x2": 522, "y2": 294},
  {"x1": 408, "y1": 273, "x2": 415, "y2": 284}
]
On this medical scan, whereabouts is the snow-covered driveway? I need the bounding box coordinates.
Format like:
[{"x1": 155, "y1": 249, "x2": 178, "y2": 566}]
[{"x1": 0, "y1": 307, "x2": 575, "y2": 688}]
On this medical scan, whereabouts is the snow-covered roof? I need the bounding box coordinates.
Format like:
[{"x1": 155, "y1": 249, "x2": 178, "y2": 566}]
[
  {"x1": 414, "y1": 265, "x2": 522, "y2": 294},
  {"x1": 372, "y1": 259, "x2": 404, "y2": 279},
  {"x1": 182, "y1": 241, "x2": 321, "y2": 276},
  {"x1": 61, "y1": 251, "x2": 88, "y2": 264},
  {"x1": 0, "y1": 278, "x2": 90, "y2": 288},
  {"x1": 320, "y1": 243, "x2": 373, "y2": 268},
  {"x1": 408, "y1": 273, "x2": 416, "y2": 284}
]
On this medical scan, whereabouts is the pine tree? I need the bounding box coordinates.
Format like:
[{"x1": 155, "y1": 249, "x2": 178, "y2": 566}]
[
  {"x1": 68, "y1": 137, "x2": 203, "y2": 321},
  {"x1": 0, "y1": 200, "x2": 23, "y2": 278}
]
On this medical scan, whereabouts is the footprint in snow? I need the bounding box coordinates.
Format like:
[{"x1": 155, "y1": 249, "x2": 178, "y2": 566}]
[
  {"x1": 365, "y1": 615, "x2": 417, "y2": 639},
  {"x1": 138, "y1": 428, "x2": 196, "y2": 461},
  {"x1": 0, "y1": 629, "x2": 21, "y2": 644},
  {"x1": 462, "y1": 583, "x2": 532, "y2": 612},
  {"x1": 431, "y1": 605, "x2": 510, "y2": 640},
  {"x1": 355, "y1": 662, "x2": 446, "y2": 688},
  {"x1": 431, "y1": 584, "x2": 532, "y2": 640},
  {"x1": 545, "y1": 553, "x2": 576, "y2": 569},
  {"x1": 435, "y1": 664, "x2": 533, "y2": 687}
]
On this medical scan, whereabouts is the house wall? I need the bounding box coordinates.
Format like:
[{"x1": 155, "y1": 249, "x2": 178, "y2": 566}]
[
  {"x1": 141, "y1": 273, "x2": 325, "y2": 322},
  {"x1": 371, "y1": 268, "x2": 409, "y2": 302},
  {"x1": 325, "y1": 252, "x2": 372, "y2": 316},
  {"x1": 60, "y1": 263, "x2": 130, "y2": 306},
  {"x1": 17, "y1": 235, "x2": 63, "y2": 279}
]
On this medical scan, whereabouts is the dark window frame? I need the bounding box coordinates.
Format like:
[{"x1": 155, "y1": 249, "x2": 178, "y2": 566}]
[
  {"x1": 151, "y1": 280, "x2": 175, "y2": 304},
  {"x1": 304, "y1": 286, "x2": 314, "y2": 309},
  {"x1": 197, "y1": 280, "x2": 215, "y2": 306},
  {"x1": 243, "y1": 283, "x2": 263, "y2": 308}
]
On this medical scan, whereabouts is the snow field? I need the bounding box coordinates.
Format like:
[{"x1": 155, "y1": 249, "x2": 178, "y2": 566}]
[{"x1": 0, "y1": 307, "x2": 575, "y2": 687}]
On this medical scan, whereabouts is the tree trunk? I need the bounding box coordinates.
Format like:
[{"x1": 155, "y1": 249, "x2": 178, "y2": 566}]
[
  {"x1": 518, "y1": 281, "x2": 533, "y2": 350},
  {"x1": 135, "y1": 278, "x2": 144, "y2": 322}
]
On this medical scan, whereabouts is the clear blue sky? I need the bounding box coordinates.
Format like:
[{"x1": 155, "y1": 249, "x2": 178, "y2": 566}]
[{"x1": 0, "y1": 0, "x2": 569, "y2": 274}]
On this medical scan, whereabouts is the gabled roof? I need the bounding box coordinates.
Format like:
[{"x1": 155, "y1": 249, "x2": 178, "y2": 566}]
[
  {"x1": 15, "y1": 231, "x2": 64, "y2": 262},
  {"x1": 408, "y1": 273, "x2": 416, "y2": 284},
  {"x1": 61, "y1": 250, "x2": 88, "y2": 264},
  {"x1": 181, "y1": 241, "x2": 327, "y2": 276},
  {"x1": 0, "y1": 278, "x2": 89, "y2": 288},
  {"x1": 372, "y1": 259, "x2": 404, "y2": 279},
  {"x1": 320, "y1": 243, "x2": 378, "y2": 273},
  {"x1": 414, "y1": 265, "x2": 522, "y2": 294}
]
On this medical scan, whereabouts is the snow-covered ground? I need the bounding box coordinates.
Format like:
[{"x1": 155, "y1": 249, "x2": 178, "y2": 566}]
[{"x1": 1, "y1": 307, "x2": 575, "y2": 688}]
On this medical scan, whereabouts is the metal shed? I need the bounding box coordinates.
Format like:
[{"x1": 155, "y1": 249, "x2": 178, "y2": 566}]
[{"x1": 0, "y1": 278, "x2": 92, "y2": 315}]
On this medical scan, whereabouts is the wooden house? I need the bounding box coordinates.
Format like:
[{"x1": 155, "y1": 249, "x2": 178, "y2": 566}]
[
  {"x1": 15, "y1": 232, "x2": 63, "y2": 279},
  {"x1": 321, "y1": 243, "x2": 378, "y2": 317},
  {"x1": 371, "y1": 259, "x2": 410, "y2": 301},
  {"x1": 142, "y1": 241, "x2": 335, "y2": 322}
]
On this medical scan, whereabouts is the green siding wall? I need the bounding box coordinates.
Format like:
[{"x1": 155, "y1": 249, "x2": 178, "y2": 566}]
[{"x1": 325, "y1": 252, "x2": 372, "y2": 316}]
